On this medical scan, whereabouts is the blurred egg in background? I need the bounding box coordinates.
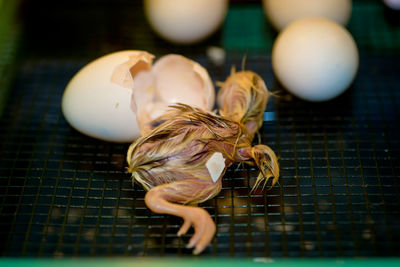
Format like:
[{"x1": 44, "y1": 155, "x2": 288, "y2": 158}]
[
  {"x1": 271, "y1": 17, "x2": 359, "y2": 102},
  {"x1": 144, "y1": 0, "x2": 229, "y2": 44},
  {"x1": 384, "y1": 0, "x2": 400, "y2": 10},
  {"x1": 262, "y1": 0, "x2": 352, "y2": 31},
  {"x1": 383, "y1": 0, "x2": 400, "y2": 24}
]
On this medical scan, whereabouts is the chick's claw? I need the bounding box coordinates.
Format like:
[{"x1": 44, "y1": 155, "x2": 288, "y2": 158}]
[{"x1": 178, "y1": 206, "x2": 216, "y2": 254}]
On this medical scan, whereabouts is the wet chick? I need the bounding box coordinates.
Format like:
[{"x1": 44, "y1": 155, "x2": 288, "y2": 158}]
[{"x1": 126, "y1": 70, "x2": 279, "y2": 254}]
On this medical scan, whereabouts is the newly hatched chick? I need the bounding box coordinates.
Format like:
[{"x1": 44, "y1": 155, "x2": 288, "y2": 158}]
[{"x1": 126, "y1": 70, "x2": 279, "y2": 254}]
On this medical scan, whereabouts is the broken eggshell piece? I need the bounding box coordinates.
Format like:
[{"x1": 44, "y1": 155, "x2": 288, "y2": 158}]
[
  {"x1": 132, "y1": 54, "x2": 215, "y2": 135},
  {"x1": 61, "y1": 50, "x2": 215, "y2": 142}
]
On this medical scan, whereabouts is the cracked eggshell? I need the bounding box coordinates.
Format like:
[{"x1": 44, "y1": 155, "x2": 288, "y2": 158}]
[
  {"x1": 62, "y1": 51, "x2": 216, "y2": 142},
  {"x1": 152, "y1": 54, "x2": 215, "y2": 110},
  {"x1": 61, "y1": 50, "x2": 154, "y2": 143},
  {"x1": 131, "y1": 54, "x2": 216, "y2": 135}
]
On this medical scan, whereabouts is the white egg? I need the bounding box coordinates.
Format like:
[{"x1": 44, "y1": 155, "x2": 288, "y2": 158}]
[
  {"x1": 144, "y1": 0, "x2": 228, "y2": 44},
  {"x1": 62, "y1": 51, "x2": 215, "y2": 142},
  {"x1": 262, "y1": 0, "x2": 352, "y2": 31},
  {"x1": 271, "y1": 17, "x2": 359, "y2": 102}
]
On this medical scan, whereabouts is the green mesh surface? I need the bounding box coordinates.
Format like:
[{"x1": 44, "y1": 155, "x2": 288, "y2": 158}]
[
  {"x1": 222, "y1": 1, "x2": 400, "y2": 53},
  {"x1": 222, "y1": 5, "x2": 276, "y2": 51},
  {"x1": 348, "y1": 2, "x2": 400, "y2": 51}
]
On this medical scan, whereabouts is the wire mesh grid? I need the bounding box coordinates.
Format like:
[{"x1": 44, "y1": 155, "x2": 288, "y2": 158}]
[
  {"x1": 1, "y1": 0, "x2": 400, "y2": 259},
  {"x1": 0, "y1": 51, "x2": 399, "y2": 257}
]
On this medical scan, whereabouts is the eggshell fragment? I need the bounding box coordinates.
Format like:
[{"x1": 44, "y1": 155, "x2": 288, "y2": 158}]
[
  {"x1": 153, "y1": 55, "x2": 214, "y2": 109},
  {"x1": 263, "y1": 0, "x2": 352, "y2": 31},
  {"x1": 62, "y1": 50, "x2": 153, "y2": 143},
  {"x1": 131, "y1": 54, "x2": 215, "y2": 135},
  {"x1": 271, "y1": 17, "x2": 359, "y2": 102}
]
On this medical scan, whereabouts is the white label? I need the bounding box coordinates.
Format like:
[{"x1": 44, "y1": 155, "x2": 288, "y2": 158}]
[{"x1": 206, "y1": 152, "x2": 226, "y2": 183}]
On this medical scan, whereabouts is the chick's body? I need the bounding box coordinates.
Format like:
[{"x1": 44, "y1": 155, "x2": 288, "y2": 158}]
[
  {"x1": 127, "y1": 104, "x2": 250, "y2": 204},
  {"x1": 126, "y1": 70, "x2": 279, "y2": 255}
]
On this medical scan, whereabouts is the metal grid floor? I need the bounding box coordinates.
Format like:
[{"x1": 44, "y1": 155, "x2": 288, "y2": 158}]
[{"x1": 0, "y1": 52, "x2": 399, "y2": 257}]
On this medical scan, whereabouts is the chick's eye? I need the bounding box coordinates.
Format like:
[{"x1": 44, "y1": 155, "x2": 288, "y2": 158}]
[{"x1": 151, "y1": 119, "x2": 166, "y2": 129}]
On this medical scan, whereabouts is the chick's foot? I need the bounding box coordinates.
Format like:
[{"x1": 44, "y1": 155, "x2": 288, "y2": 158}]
[{"x1": 144, "y1": 183, "x2": 217, "y2": 255}]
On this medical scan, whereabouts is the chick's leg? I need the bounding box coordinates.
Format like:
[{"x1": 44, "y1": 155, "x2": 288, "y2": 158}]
[{"x1": 144, "y1": 179, "x2": 221, "y2": 254}]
